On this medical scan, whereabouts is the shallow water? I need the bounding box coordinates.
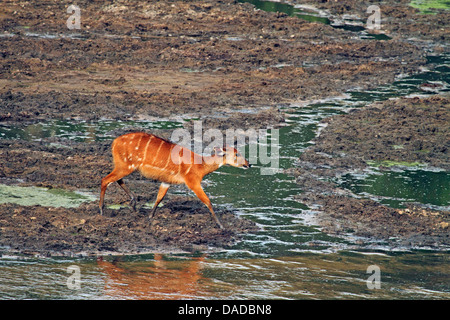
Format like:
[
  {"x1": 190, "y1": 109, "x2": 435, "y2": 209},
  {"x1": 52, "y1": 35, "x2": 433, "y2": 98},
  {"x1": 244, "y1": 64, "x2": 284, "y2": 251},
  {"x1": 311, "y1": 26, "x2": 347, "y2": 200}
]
[
  {"x1": 339, "y1": 169, "x2": 450, "y2": 209},
  {"x1": 1, "y1": 2, "x2": 449, "y2": 300},
  {"x1": 0, "y1": 118, "x2": 183, "y2": 142},
  {"x1": 0, "y1": 251, "x2": 448, "y2": 299}
]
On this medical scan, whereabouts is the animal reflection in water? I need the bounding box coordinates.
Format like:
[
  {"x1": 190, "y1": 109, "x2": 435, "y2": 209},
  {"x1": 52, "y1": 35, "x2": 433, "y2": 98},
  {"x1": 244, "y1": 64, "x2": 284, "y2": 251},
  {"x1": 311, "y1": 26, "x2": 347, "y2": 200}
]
[{"x1": 97, "y1": 254, "x2": 211, "y2": 299}]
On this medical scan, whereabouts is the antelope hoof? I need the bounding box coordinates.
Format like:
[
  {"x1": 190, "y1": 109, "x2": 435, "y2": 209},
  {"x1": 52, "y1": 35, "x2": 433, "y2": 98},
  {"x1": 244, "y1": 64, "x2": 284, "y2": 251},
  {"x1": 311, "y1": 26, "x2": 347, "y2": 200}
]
[
  {"x1": 149, "y1": 208, "x2": 157, "y2": 220},
  {"x1": 130, "y1": 198, "x2": 137, "y2": 212},
  {"x1": 216, "y1": 220, "x2": 224, "y2": 229}
]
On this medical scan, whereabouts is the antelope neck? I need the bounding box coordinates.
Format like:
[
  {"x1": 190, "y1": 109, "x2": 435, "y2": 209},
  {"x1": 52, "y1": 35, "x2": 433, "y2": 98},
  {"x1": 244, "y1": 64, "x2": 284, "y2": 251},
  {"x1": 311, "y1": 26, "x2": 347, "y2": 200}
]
[{"x1": 200, "y1": 155, "x2": 224, "y2": 176}]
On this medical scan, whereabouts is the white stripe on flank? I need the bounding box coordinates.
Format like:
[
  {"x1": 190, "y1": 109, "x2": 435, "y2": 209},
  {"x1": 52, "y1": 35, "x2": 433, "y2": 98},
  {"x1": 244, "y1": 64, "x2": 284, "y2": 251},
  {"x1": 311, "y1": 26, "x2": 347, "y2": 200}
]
[
  {"x1": 162, "y1": 145, "x2": 173, "y2": 170},
  {"x1": 142, "y1": 163, "x2": 164, "y2": 172},
  {"x1": 152, "y1": 140, "x2": 165, "y2": 165},
  {"x1": 135, "y1": 134, "x2": 143, "y2": 151},
  {"x1": 141, "y1": 135, "x2": 153, "y2": 165}
]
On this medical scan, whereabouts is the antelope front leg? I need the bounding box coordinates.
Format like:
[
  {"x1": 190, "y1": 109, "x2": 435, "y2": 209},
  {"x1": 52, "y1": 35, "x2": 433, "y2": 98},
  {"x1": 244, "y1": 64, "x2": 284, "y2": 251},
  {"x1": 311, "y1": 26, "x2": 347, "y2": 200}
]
[
  {"x1": 187, "y1": 182, "x2": 224, "y2": 229},
  {"x1": 150, "y1": 183, "x2": 170, "y2": 219}
]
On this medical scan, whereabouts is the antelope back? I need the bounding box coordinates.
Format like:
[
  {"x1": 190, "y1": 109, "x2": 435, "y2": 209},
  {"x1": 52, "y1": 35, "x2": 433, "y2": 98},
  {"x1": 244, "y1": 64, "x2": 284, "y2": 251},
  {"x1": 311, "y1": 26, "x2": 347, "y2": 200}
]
[{"x1": 111, "y1": 132, "x2": 190, "y2": 184}]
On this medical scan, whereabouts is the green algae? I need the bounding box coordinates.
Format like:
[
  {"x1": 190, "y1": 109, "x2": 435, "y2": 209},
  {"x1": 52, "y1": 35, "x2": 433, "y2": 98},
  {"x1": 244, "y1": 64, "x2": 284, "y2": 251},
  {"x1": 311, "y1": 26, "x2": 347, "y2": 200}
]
[{"x1": 0, "y1": 184, "x2": 96, "y2": 208}]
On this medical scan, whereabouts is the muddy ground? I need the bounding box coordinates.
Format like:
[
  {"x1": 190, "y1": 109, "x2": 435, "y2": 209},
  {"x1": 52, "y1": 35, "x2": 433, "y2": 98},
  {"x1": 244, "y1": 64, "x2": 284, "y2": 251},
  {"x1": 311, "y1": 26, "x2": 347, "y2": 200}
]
[
  {"x1": 0, "y1": 0, "x2": 448, "y2": 255},
  {"x1": 300, "y1": 95, "x2": 450, "y2": 170},
  {"x1": 292, "y1": 0, "x2": 449, "y2": 48},
  {"x1": 0, "y1": 0, "x2": 432, "y2": 123},
  {"x1": 0, "y1": 199, "x2": 258, "y2": 257},
  {"x1": 289, "y1": 96, "x2": 449, "y2": 248}
]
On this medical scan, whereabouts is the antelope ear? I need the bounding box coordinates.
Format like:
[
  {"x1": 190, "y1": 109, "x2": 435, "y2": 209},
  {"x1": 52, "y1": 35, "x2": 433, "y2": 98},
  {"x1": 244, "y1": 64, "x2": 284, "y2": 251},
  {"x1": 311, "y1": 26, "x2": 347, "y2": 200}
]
[{"x1": 214, "y1": 147, "x2": 226, "y2": 156}]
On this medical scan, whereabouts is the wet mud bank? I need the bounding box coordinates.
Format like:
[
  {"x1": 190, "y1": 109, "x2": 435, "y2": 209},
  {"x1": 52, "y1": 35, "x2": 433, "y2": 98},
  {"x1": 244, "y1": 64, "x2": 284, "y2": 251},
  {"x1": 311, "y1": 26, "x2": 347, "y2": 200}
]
[
  {"x1": 290, "y1": 0, "x2": 449, "y2": 49},
  {"x1": 0, "y1": 199, "x2": 258, "y2": 257},
  {"x1": 289, "y1": 96, "x2": 449, "y2": 249},
  {"x1": 0, "y1": 0, "x2": 429, "y2": 123},
  {"x1": 304, "y1": 95, "x2": 449, "y2": 170}
]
